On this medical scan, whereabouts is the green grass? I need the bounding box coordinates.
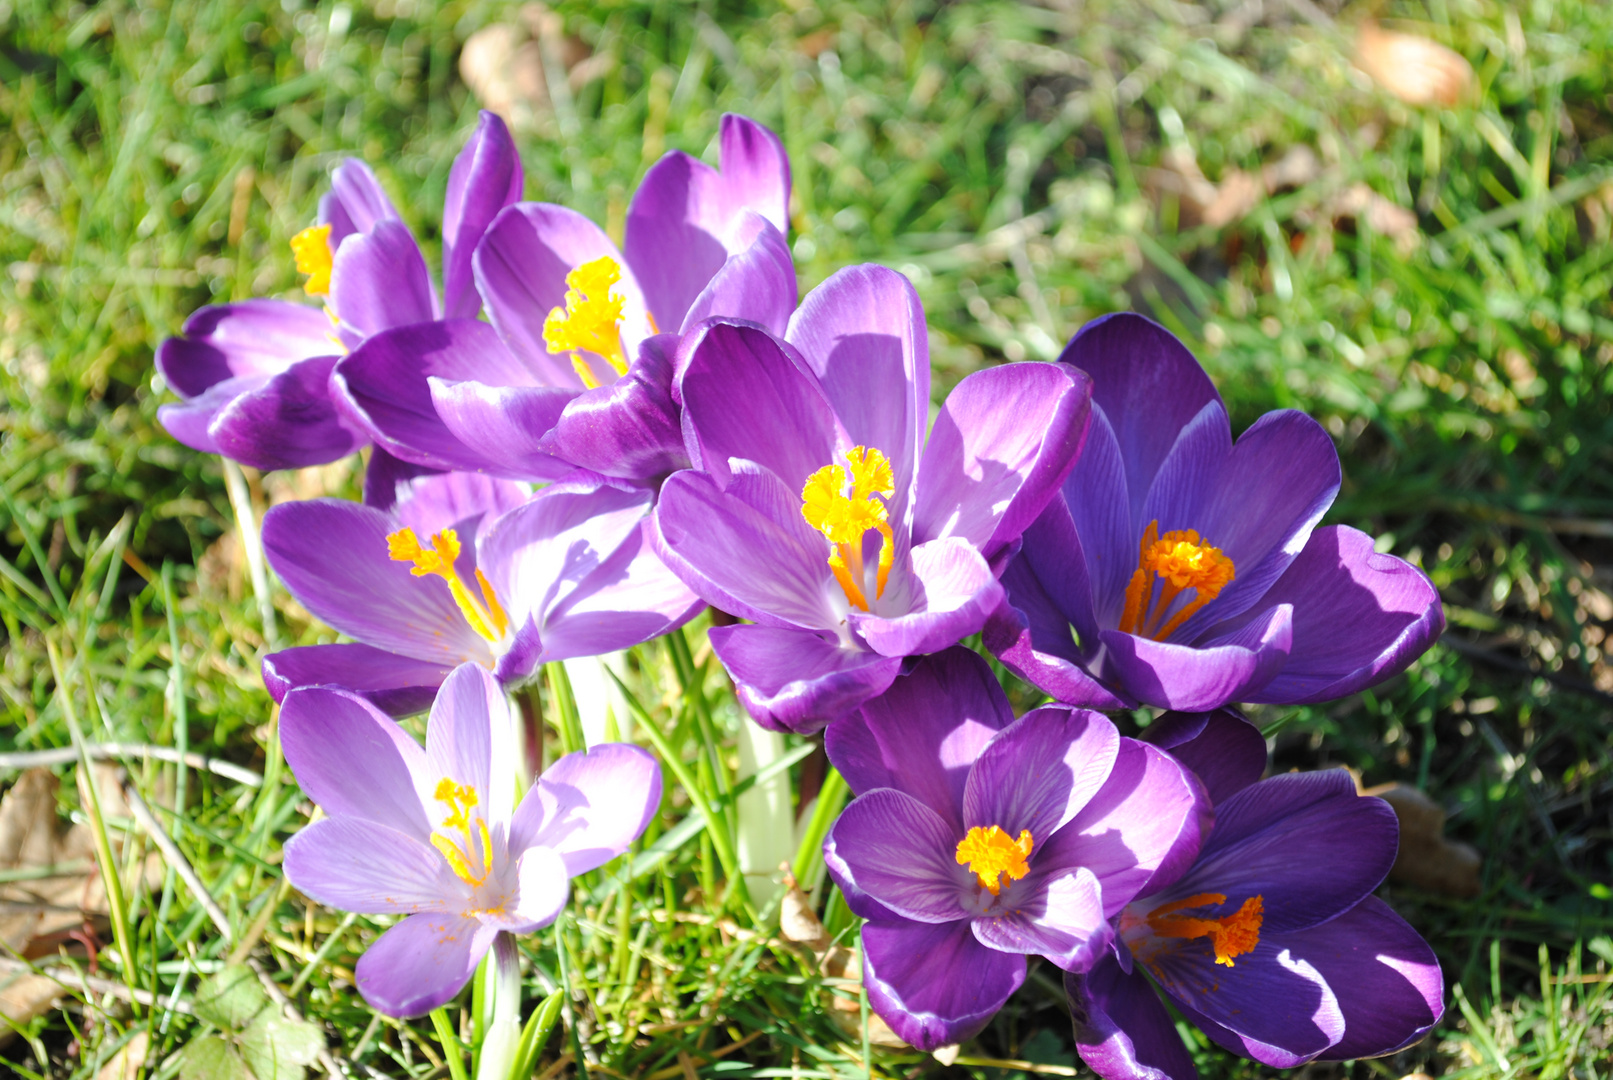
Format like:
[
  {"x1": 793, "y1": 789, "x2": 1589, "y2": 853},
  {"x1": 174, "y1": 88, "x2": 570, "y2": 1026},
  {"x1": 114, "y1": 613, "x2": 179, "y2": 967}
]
[{"x1": 1, "y1": 0, "x2": 1611, "y2": 1076}]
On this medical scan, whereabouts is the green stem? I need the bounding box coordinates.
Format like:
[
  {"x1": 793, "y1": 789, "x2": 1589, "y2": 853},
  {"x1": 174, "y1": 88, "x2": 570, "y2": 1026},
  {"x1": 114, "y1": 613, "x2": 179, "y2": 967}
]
[
  {"x1": 475, "y1": 933, "x2": 522, "y2": 1080},
  {"x1": 430, "y1": 1006, "x2": 470, "y2": 1080},
  {"x1": 546, "y1": 662, "x2": 587, "y2": 756},
  {"x1": 791, "y1": 767, "x2": 849, "y2": 899}
]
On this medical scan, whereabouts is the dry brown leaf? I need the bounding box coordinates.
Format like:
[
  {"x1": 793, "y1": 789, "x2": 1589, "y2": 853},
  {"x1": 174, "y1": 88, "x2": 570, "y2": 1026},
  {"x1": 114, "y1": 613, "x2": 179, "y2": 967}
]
[
  {"x1": 1362, "y1": 782, "x2": 1483, "y2": 897},
  {"x1": 459, "y1": 4, "x2": 597, "y2": 131},
  {"x1": 96, "y1": 1030, "x2": 150, "y2": 1080},
  {"x1": 1356, "y1": 22, "x2": 1474, "y2": 108},
  {"x1": 1202, "y1": 169, "x2": 1264, "y2": 229},
  {"x1": 778, "y1": 877, "x2": 907, "y2": 1047}
]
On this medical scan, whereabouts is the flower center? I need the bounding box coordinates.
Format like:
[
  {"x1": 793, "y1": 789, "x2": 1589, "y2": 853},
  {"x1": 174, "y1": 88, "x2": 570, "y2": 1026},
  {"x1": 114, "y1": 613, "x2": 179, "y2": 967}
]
[
  {"x1": 1116, "y1": 520, "x2": 1235, "y2": 641},
  {"x1": 955, "y1": 825, "x2": 1034, "y2": 896},
  {"x1": 800, "y1": 446, "x2": 895, "y2": 612},
  {"x1": 542, "y1": 256, "x2": 630, "y2": 389},
  {"x1": 430, "y1": 777, "x2": 494, "y2": 887},
  {"x1": 290, "y1": 224, "x2": 335, "y2": 297},
  {"x1": 386, "y1": 527, "x2": 510, "y2": 645},
  {"x1": 1145, "y1": 892, "x2": 1263, "y2": 967}
]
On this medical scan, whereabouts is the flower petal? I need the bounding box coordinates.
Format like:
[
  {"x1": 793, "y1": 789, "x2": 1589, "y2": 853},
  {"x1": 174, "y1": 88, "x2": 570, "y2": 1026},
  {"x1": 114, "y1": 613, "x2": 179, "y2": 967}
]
[
  {"x1": 861, "y1": 917, "x2": 1024, "y2": 1052},
  {"x1": 426, "y1": 662, "x2": 515, "y2": 824},
  {"x1": 157, "y1": 379, "x2": 248, "y2": 455},
  {"x1": 441, "y1": 111, "x2": 523, "y2": 320},
  {"x1": 962, "y1": 705, "x2": 1121, "y2": 846},
  {"x1": 262, "y1": 643, "x2": 454, "y2": 717},
  {"x1": 913, "y1": 361, "x2": 1093, "y2": 564},
  {"x1": 206, "y1": 355, "x2": 364, "y2": 470},
  {"x1": 511, "y1": 743, "x2": 662, "y2": 874},
  {"x1": 157, "y1": 300, "x2": 336, "y2": 395},
  {"x1": 535, "y1": 525, "x2": 702, "y2": 665},
  {"x1": 716, "y1": 113, "x2": 791, "y2": 234},
  {"x1": 1097, "y1": 603, "x2": 1293, "y2": 711},
  {"x1": 824, "y1": 647, "x2": 1011, "y2": 828},
  {"x1": 429, "y1": 377, "x2": 579, "y2": 481},
  {"x1": 825, "y1": 788, "x2": 973, "y2": 922},
  {"x1": 972, "y1": 866, "x2": 1110, "y2": 971},
  {"x1": 279, "y1": 685, "x2": 432, "y2": 837},
  {"x1": 541, "y1": 333, "x2": 688, "y2": 483},
  {"x1": 1243, "y1": 526, "x2": 1444, "y2": 705},
  {"x1": 392, "y1": 471, "x2": 531, "y2": 540},
  {"x1": 1303, "y1": 897, "x2": 1444, "y2": 1060},
  {"x1": 1059, "y1": 405, "x2": 1137, "y2": 628},
  {"x1": 679, "y1": 214, "x2": 797, "y2": 336},
  {"x1": 320, "y1": 159, "x2": 401, "y2": 248},
  {"x1": 708, "y1": 624, "x2": 903, "y2": 735},
  {"x1": 261, "y1": 498, "x2": 492, "y2": 665},
  {"x1": 355, "y1": 912, "x2": 495, "y2": 1018},
  {"x1": 1057, "y1": 313, "x2": 1220, "y2": 527},
  {"x1": 1142, "y1": 708, "x2": 1266, "y2": 806},
  {"x1": 849, "y1": 537, "x2": 1001, "y2": 657},
  {"x1": 1066, "y1": 957, "x2": 1199, "y2": 1080},
  {"x1": 283, "y1": 816, "x2": 462, "y2": 914},
  {"x1": 329, "y1": 219, "x2": 439, "y2": 336},
  {"x1": 985, "y1": 564, "x2": 1132, "y2": 710},
  {"x1": 506, "y1": 845, "x2": 571, "y2": 929}
]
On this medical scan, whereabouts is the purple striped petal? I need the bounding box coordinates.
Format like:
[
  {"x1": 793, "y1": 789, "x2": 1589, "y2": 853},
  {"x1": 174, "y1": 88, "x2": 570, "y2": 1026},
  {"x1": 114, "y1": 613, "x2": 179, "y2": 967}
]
[
  {"x1": 320, "y1": 159, "x2": 401, "y2": 248},
  {"x1": 284, "y1": 816, "x2": 463, "y2": 914},
  {"x1": 985, "y1": 564, "x2": 1132, "y2": 710},
  {"x1": 1097, "y1": 603, "x2": 1292, "y2": 711},
  {"x1": 1067, "y1": 957, "x2": 1199, "y2": 1080},
  {"x1": 716, "y1": 113, "x2": 790, "y2": 234},
  {"x1": 824, "y1": 647, "x2": 1011, "y2": 827},
  {"x1": 425, "y1": 663, "x2": 515, "y2": 824},
  {"x1": 157, "y1": 300, "x2": 336, "y2": 395},
  {"x1": 205, "y1": 355, "x2": 364, "y2": 470},
  {"x1": 1244, "y1": 526, "x2": 1444, "y2": 705},
  {"x1": 329, "y1": 219, "x2": 439, "y2": 337},
  {"x1": 355, "y1": 912, "x2": 496, "y2": 1018},
  {"x1": 1305, "y1": 897, "x2": 1444, "y2": 1060},
  {"x1": 1142, "y1": 708, "x2": 1266, "y2": 806},
  {"x1": 848, "y1": 537, "x2": 1001, "y2": 657},
  {"x1": 709, "y1": 623, "x2": 903, "y2": 734},
  {"x1": 261, "y1": 643, "x2": 454, "y2": 716},
  {"x1": 962, "y1": 706, "x2": 1121, "y2": 846},
  {"x1": 679, "y1": 214, "x2": 796, "y2": 336},
  {"x1": 861, "y1": 917, "x2": 1024, "y2": 1052},
  {"x1": 1059, "y1": 406, "x2": 1135, "y2": 628},
  {"x1": 540, "y1": 333, "x2": 688, "y2": 483},
  {"x1": 535, "y1": 530, "x2": 701, "y2": 665},
  {"x1": 442, "y1": 111, "x2": 523, "y2": 320},
  {"x1": 392, "y1": 471, "x2": 531, "y2": 539},
  {"x1": 279, "y1": 685, "x2": 432, "y2": 838},
  {"x1": 157, "y1": 379, "x2": 248, "y2": 455},
  {"x1": 510, "y1": 743, "x2": 661, "y2": 874},
  {"x1": 429, "y1": 377, "x2": 578, "y2": 481},
  {"x1": 971, "y1": 866, "x2": 1109, "y2": 971},
  {"x1": 826, "y1": 789, "x2": 973, "y2": 922}
]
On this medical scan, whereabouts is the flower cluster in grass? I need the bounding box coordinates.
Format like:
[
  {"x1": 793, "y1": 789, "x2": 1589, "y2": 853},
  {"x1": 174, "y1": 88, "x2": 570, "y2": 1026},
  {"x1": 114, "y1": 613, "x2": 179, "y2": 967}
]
[{"x1": 155, "y1": 109, "x2": 1451, "y2": 1078}]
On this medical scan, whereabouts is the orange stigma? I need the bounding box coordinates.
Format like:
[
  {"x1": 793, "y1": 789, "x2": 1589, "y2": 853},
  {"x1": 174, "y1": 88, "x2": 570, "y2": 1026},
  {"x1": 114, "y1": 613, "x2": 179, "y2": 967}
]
[
  {"x1": 955, "y1": 825, "x2": 1034, "y2": 896},
  {"x1": 1146, "y1": 892, "x2": 1263, "y2": 967},
  {"x1": 386, "y1": 527, "x2": 510, "y2": 645},
  {"x1": 290, "y1": 224, "x2": 335, "y2": 296},
  {"x1": 429, "y1": 777, "x2": 494, "y2": 886},
  {"x1": 542, "y1": 256, "x2": 629, "y2": 388},
  {"x1": 1117, "y1": 521, "x2": 1235, "y2": 641},
  {"x1": 800, "y1": 446, "x2": 896, "y2": 611}
]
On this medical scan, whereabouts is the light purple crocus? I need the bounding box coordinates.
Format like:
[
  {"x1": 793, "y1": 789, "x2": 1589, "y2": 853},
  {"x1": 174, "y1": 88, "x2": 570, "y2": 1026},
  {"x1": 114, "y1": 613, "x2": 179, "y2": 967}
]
[
  {"x1": 157, "y1": 112, "x2": 523, "y2": 471},
  {"x1": 261, "y1": 468, "x2": 701, "y2": 713},
  {"x1": 1067, "y1": 708, "x2": 1444, "y2": 1077},
  {"x1": 987, "y1": 313, "x2": 1444, "y2": 712},
  {"x1": 648, "y1": 267, "x2": 1093, "y2": 733},
  {"x1": 822, "y1": 648, "x2": 1206, "y2": 1050},
  {"x1": 281, "y1": 661, "x2": 662, "y2": 1017},
  {"x1": 332, "y1": 113, "x2": 796, "y2": 486}
]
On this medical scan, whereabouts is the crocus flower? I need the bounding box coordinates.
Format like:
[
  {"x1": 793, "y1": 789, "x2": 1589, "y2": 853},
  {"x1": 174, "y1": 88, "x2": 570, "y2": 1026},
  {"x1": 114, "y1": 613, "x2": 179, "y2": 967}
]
[
  {"x1": 281, "y1": 661, "x2": 662, "y2": 1016},
  {"x1": 822, "y1": 648, "x2": 1206, "y2": 1050},
  {"x1": 261, "y1": 468, "x2": 701, "y2": 713},
  {"x1": 1066, "y1": 708, "x2": 1445, "y2": 1078},
  {"x1": 157, "y1": 112, "x2": 523, "y2": 471},
  {"x1": 332, "y1": 113, "x2": 796, "y2": 486},
  {"x1": 987, "y1": 313, "x2": 1443, "y2": 712},
  {"x1": 648, "y1": 267, "x2": 1093, "y2": 733}
]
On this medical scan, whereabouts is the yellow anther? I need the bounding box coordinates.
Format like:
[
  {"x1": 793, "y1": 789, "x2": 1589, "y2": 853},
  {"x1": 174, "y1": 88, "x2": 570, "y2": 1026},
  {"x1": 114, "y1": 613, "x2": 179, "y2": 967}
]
[
  {"x1": 543, "y1": 256, "x2": 629, "y2": 381},
  {"x1": 429, "y1": 777, "x2": 494, "y2": 887},
  {"x1": 955, "y1": 825, "x2": 1034, "y2": 896},
  {"x1": 800, "y1": 446, "x2": 896, "y2": 611},
  {"x1": 386, "y1": 527, "x2": 510, "y2": 645},
  {"x1": 290, "y1": 224, "x2": 335, "y2": 296},
  {"x1": 1146, "y1": 892, "x2": 1264, "y2": 967},
  {"x1": 1117, "y1": 520, "x2": 1235, "y2": 641}
]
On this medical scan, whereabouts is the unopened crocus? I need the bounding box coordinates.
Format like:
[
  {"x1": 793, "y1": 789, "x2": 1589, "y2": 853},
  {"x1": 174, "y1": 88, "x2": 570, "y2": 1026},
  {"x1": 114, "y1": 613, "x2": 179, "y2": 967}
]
[
  {"x1": 157, "y1": 112, "x2": 522, "y2": 471},
  {"x1": 822, "y1": 648, "x2": 1206, "y2": 1050},
  {"x1": 648, "y1": 267, "x2": 1093, "y2": 732},
  {"x1": 281, "y1": 661, "x2": 661, "y2": 1017},
  {"x1": 1066, "y1": 708, "x2": 1444, "y2": 1078},
  {"x1": 261, "y1": 469, "x2": 701, "y2": 712},
  {"x1": 987, "y1": 313, "x2": 1443, "y2": 712},
  {"x1": 333, "y1": 113, "x2": 796, "y2": 485}
]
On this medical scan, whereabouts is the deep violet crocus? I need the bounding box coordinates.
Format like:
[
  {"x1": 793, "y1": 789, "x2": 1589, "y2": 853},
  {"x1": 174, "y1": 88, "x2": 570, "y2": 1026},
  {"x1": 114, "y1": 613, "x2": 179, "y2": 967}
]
[
  {"x1": 822, "y1": 648, "x2": 1206, "y2": 1050},
  {"x1": 332, "y1": 113, "x2": 796, "y2": 486},
  {"x1": 648, "y1": 266, "x2": 1093, "y2": 733},
  {"x1": 281, "y1": 661, "x2": 661, "y2": 1017},
  {"x1": 987, "y1": 313, "x2": 1444, "y2": 712},
  {"x1": 260, "y1": 469, "x2": 701, "y2": 713},
  {"x1": 157, "y1": 112, "x2": 522, "y2": 471},
  {"x1": 1066, "y1": 708, "x2": 1444, "y2": 1077}
]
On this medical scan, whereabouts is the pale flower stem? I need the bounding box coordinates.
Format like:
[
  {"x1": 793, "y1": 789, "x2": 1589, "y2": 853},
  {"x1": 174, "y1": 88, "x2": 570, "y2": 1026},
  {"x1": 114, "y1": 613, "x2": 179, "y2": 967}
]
[
  {"x1": 221, "y1": 459, "x2": 278, "y2": 648},
  {"x1": 737, "y1": 720, "x2": 795, "y2": 906},
  {"x1": 476, "y1": 932, "x2": 523, "y2": 1080}
]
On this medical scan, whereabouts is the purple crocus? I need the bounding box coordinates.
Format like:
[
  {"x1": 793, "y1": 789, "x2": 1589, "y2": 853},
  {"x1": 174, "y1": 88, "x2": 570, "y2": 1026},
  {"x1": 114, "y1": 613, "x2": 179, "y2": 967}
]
[
  {"x1": 281, "y1": 661, "x2": 662, "y2": 1017},
  {"x1": 261, "y1": 468, "x2": 701, "y2": 713},
  {"x1": 647, "y1": 267, "x2": 1093, "y2": 733},
  {"x1": 332, "y1": 113, "x2": 795, "y2": 486},
  {"x1": 1066, "y1": 708, "x2": 1444, "y2": 1077},
  {"x1": 157, "y1": 112, "x2": 522, "y2": 471},
  {"x1": 987, "y1": 313, "x2": 1444, "y2": 712},
  {"x1": 822, "y1": 648, "x2": 1206, "y2": 1050}
]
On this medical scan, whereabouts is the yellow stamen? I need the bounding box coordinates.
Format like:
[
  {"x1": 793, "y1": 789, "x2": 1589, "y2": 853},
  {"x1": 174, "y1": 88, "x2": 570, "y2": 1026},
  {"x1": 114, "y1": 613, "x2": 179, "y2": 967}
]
[
  {"x1": 800, "y1": 446, "x2": 896, "y2": 611},
  {"x1": 429, "y1": 776, "x2": 494, "y2": 887},
  {"x1": 1147, "y1": 892, "x2": 1264, "y2": 967},
  {"x1": 290, "y1": 224, "x2": 335, "y2": 296},
  {"x1": 543, "y1": 256, "x2": 629, "y2": 382},
  {"x1": 386, "y1": 527, "x2": 510, "y2": 644},
  {"x1": 1116, "y1": 520, "x2": 1235, "y2": 641},
  {"x1": 955, "y1": 825, "x2": 1034, "y2": 896}
]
